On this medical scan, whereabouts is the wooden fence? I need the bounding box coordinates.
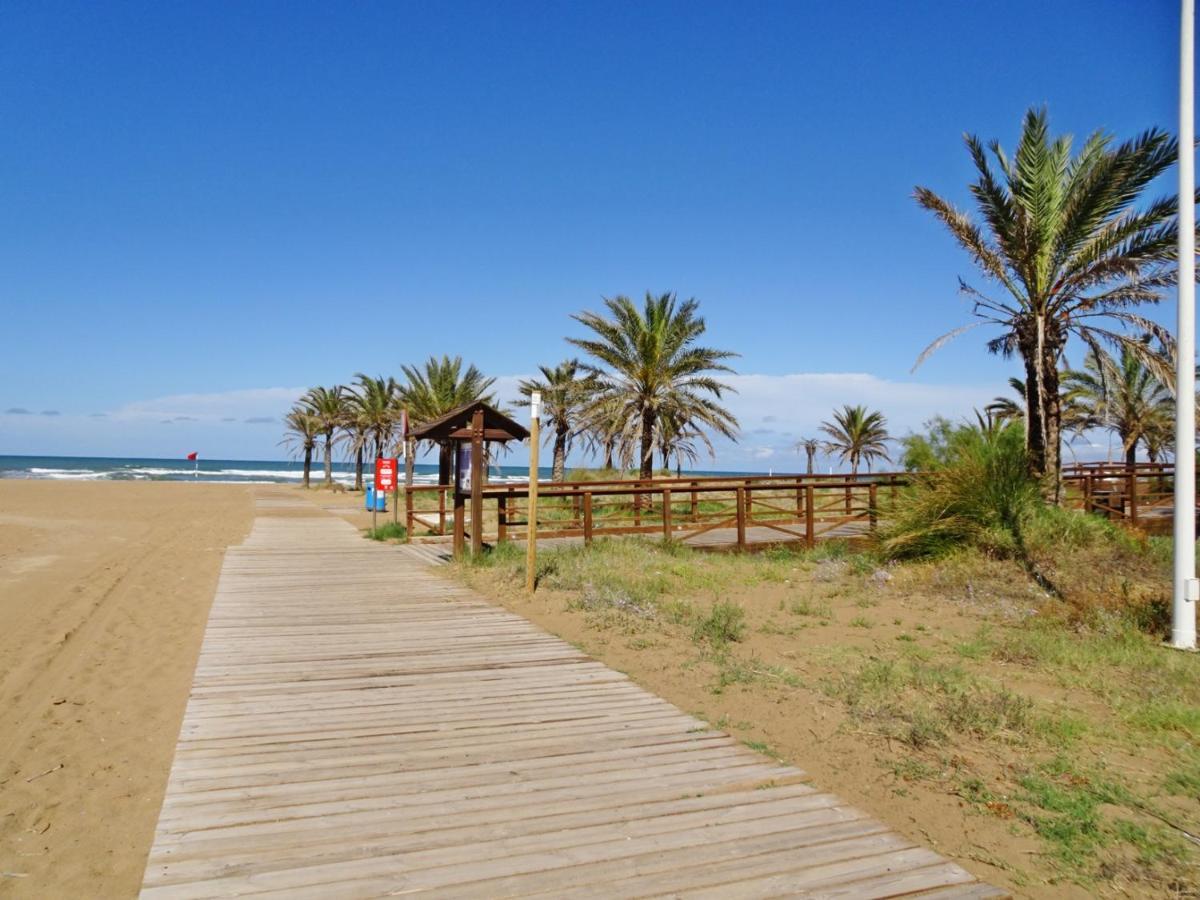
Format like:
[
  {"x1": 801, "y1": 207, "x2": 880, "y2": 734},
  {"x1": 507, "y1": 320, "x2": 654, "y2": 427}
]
[
  {"x1": 406, "y1": 473, "x2": 908, "y2": 551},
  {"x1": 403, "y1": 464, "x2": 1190, "y2": 551}
]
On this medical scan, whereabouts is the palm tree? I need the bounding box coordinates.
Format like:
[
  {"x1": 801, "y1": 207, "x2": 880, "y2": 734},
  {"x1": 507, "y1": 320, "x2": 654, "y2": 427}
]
[
  {"x1": 279, "y1": 406, "x2": 319, "y2": 488},
  {"x1": 301, "y1": 385, "x2": 348, "y2": 487},
  {"x1": 796, "y1": 437, "x2": 822, "y2": 475},
  {"x1": 518, "y1": 360, "x2": 597, "y2": 482},
  {"x1": 347, "y1": 374, "x2": 402, "y2": 489},
  {"x1": 569, "y1": 292, "x2": 739, "y2": 479},
  {"x1": 820, "y1": 405, "x2": 891, "y2": 476},
  {"x1": 399, "y1": 355, "x2": 496, "y2": 485},
  {"x1": 914, "y1": 107, "x2": 1185, "y2": 500},
  {"x1": 1062, "y1": 342, "x2": 1174, "y2": 467},
  {"x1": 985, "y1": 378, "x2": 1026, "y2": 427}
]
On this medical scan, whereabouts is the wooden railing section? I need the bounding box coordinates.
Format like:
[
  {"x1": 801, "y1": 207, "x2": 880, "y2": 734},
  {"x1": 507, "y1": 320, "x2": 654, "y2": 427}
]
[
  {"x1": 406, "y1": 473, "x2": 908, "y2": 551},
  {"x1": 403, "y1": 464, "x2": 1192, "y2": 551}
]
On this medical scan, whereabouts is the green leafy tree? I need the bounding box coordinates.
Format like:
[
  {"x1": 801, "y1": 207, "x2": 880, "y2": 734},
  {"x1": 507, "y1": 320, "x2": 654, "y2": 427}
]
[
  {"x1": 569, "y1": 292, "x2": 739, "y2": 479},
  {"x1": 279, "y1": 406, "x2": 320, "y2": 488},
  {"x1": 347, "y1": 374, "x2": 402, "y2": 489},
  {"x1": 820, "y1": 405, "x2": 891, "y2": 476},
  {"x1": 915, "y1": 107, "x2": 1185, "y2": 500},
  {"x1": 301, "y1": 385, "x2": 348, "y2": 487},
  {"x1": 1062, "y1": 341, "x2": 1174, "y2": 467},
  {"x1": 399, "y1": 355, "x2": 496, "y2": 484},
  {"x1": 796, "y1": 437, "x2": 822, "y2": 475},
  {"x1": 518, "y1": 359, "x2": 597, "y2": 482}
]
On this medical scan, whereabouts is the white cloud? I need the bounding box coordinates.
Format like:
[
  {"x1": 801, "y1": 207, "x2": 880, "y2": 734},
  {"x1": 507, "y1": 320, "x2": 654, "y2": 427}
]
[{"x1": 110, "y1": 387, "x2": 309, "y2": 423}]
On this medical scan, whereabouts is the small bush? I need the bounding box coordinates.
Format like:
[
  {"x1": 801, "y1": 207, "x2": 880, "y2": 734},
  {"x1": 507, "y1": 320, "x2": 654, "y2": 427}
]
[{"x1": 692, "y1": 601, "x2": 746, "y2": 647}]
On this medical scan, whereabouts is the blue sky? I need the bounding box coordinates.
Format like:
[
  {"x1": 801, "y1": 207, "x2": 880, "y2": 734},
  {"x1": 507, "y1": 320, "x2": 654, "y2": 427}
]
[{"x1": 0, "y1": 1, "x2": 1185, "y2": 468}]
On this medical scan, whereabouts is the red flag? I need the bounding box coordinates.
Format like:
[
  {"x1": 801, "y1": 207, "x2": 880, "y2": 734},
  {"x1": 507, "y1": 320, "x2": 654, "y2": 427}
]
[{"x1": 186, "y1": 452, "x2": 198, "y2": 461}]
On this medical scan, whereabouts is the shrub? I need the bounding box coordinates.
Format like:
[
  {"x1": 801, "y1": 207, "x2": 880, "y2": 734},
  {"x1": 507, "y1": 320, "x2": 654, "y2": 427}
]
[
  {"x1": 879, "y1": 421, "x2": 1038, "y2": 560},
  {"x1": 692, "y1": 601, "x2": 746, "y2": 647}
]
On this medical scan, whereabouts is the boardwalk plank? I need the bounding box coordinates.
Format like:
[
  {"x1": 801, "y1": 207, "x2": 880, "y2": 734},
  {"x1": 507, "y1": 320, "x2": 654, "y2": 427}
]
[{"x1": 140, "y1": 508, "x2": 1002, "y2": 898}]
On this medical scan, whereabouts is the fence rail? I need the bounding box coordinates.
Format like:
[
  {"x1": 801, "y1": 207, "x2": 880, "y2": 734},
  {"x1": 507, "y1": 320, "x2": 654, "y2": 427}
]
[{"x1": 403, "y1": 465, "x2": 1193, "y2": 552}]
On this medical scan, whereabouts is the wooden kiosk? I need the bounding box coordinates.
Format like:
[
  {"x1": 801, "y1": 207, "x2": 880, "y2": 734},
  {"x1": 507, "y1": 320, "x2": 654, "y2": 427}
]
[{"x1": 408, "y1": 401, "x2": 530, "y2": 558}]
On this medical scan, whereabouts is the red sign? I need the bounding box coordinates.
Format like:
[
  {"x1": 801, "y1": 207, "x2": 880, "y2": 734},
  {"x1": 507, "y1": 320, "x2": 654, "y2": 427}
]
[{"x1": 375, "y1": 457, "x2": 397, "y2": 492}]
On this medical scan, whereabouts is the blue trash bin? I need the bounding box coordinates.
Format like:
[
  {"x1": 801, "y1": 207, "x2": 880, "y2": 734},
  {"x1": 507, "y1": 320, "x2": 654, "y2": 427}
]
[
  {"x1": 365, "y1": 486, "x2": 376, "y2": 510},
  {"x1": 375, "y1": 490, "x2": 387, "y2": 512}
]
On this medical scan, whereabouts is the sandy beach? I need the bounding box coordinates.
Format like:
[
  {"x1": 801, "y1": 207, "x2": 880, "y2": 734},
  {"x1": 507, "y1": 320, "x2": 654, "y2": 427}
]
[{"x1": 0, "y1": 481, "x2": 253, "y2": 897}]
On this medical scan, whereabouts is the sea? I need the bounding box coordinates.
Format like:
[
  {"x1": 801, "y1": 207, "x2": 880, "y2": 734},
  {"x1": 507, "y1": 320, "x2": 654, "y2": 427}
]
[{"x1": 0, "y1": 455, "x2": 757, "y2": 485}]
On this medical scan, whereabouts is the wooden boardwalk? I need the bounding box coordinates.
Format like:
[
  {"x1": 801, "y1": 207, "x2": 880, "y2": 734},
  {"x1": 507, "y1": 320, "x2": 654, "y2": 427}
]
[{"x1": 141, "y1": 506, "x2": 1002, "y2": 898}]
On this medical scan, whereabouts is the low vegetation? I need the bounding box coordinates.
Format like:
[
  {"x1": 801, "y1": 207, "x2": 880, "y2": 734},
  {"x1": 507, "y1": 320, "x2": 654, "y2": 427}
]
[{"x1": 453, "y1": 500, "x2": 1199, "y2": 895}]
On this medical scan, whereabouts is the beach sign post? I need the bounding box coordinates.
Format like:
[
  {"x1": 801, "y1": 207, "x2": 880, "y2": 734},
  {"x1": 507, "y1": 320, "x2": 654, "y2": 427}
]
[
  {"x1": 526, "y1": 392, "x2": 540, "y2": 592},
  {"x1": 374, "y1": 456, "x2": 397, "y2": 535}
]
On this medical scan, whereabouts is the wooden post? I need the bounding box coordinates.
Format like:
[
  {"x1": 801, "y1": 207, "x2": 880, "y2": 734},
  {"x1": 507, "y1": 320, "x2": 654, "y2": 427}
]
[
  {"x1": 583, "y1": 491, "x2": 593, "y2": 546},
  {"x1": 805, "y1": 484, "x2": 816, "y2": 549},
  {"x1": 497, "y1": 494, "x2": 508, "y2": 543},
  {"x1": 470, "y1": 409, "x2": 484, "y2": 556},
  {"x1": 845, "y1": 483, "x2": 852, "y2": 515},
  {"x1": 404, "y1": 487, "x2": 414, "y2": 542},
  {"x1": 795, "y1": 478, "x2": 803, "y2": 517},
  {"x1": 1084, "y1": 475, "x2": 1093, "y2": 514},
  {"x1": 438, "y1": 486, "x2": 446, "y2": 535},
  {"x1": 735, "y1": 486, "x2": 746, "y2": 550},
  {"x1": 868, "y1": 483, "x2": 878, "y2": 531},
  {"x1": 662, "y1": 488, "x2": 672, "y2": 540},
  {"x1": 452, "y1": 450, "x2": 465, "y2": 559},
  {"x1": 525, "y1": 393, "x2": 541, "y2": 592},
  {"x1": 690, "y1": 481, "x2": 699, "y2": 521},
  {"x1": 1128, "y1": 468, "x2": 1139, "y2": 526}
]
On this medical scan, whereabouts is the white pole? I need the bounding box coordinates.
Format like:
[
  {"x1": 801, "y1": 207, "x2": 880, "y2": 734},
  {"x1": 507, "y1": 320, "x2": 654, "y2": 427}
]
[
  {"x1": 525, "y1": 391, "x2": 541, "y2": 593},
  {"x1": 1173, "y1": 0, "x2": 1198, "y2": 650}
]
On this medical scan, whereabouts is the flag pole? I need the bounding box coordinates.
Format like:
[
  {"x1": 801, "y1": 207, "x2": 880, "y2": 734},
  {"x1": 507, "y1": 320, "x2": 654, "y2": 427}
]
[{"x1": 1173, "y1": 0, "x2": 1198, "y2": 650}]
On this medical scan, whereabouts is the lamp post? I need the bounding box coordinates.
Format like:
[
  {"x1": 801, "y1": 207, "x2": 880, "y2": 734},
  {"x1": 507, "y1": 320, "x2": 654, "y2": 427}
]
[
  {"x1": 1174, "y1": 0, "x2": 1198, "y2": 650},
  {"x1": 526, "y1": 391, "x2": 541, "y2": 592}
]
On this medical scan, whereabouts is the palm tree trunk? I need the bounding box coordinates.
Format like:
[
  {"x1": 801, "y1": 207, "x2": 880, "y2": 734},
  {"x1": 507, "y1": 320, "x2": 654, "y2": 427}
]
[
  {"x1": 603, "y1": 439, "x2": 614, "y2": 471},
  {"x1": 1023, "y1": 319, "x2": 1064, "y2": 503},
  {"x1": 1124, "y1": 439, "x2": 1138, "y2": 467},
  {"x1": 639, "y1": 409, "x2": 656, "y2": 480},
  {"x1": 302, "y1": 444, "x2": 312, "y2": 489},
  {"x1": 354, "y1": 444, "x2": 364, "y2": 491},
  {"x1": 805, "y1": 447, "x2": 815, "y2": 475},
  {"x1": 552, "y1": 425, "x2": 568, "y2": 482},
  {"x1": 323, "y1": 433, "x2": 333, "y2": 487}
]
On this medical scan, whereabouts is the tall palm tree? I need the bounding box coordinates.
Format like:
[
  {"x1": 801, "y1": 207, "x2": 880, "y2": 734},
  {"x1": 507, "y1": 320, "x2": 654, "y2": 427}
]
[
  {"x1": 279, "y1": 406, "x2": 319, "y2": 488},
  {"x1": 796, "y1": 437, "x2": 822, "y2": 475},
  {"x1": 569, "y1": 292, "x2": 739, "y2": 479},
  {"x1": 1062, "y1": 342, "x2": 1174, "y2": 467},
  {"x1": 302, "y1": 385, "x2": 347, "y2": 487},
  {"x1": 346, "y1": 374, "x2": 402, "y2": 490},
  {"x1": 820, "y1": 405, "x2": 891, "y2": 476},
  {"x1": 518, "y1": 360, "x2": 597, "y2": 482},
  {"x1": 914, "y1": 107, "x2": 1185, "y2": 500},
  {"x1": 399, "y1": 355, "x2": 496, "y2": 484}
]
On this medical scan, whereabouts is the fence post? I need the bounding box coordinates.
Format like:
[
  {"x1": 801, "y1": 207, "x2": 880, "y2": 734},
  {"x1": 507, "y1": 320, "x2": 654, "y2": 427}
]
[
  {"x1": 690, "y1": 481, "x2": 699, "y2": 521},
  {"x1": 662, "y1": 488, "x2": 672, "y2": 539},
  {"x1": 869, "y1": 483, "x2": 878, "y2": 532},
  {"x1": 1084, "y1": 475, "x2": 1093, "y2": 514},
  {"x1": 1128, "y1": 469, "x2": 1139, "y2": 526},
  {"x1": 735, "y1": 486, "x2": 747, "y2": 550},
  {"x1": 845, "y1": 483, "x2": 852, "y2": 515},
  {"x1": 438, "y1": 486, "x2": 446, "y2": 535},
  {"x1": 497, "y1": 494, "x2": 507, "y2": 543},
  {"x1": 805, "y1": 484, "x2": 816, "y2": 549},
  {"x1": 583, "y1": 491, "x2": 593, "y2": 546}
]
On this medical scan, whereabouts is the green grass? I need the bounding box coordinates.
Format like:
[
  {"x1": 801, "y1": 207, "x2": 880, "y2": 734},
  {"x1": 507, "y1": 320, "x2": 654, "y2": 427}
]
[{"x1": 365, "y1": 522, "x2": 407, "y2": 541}]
